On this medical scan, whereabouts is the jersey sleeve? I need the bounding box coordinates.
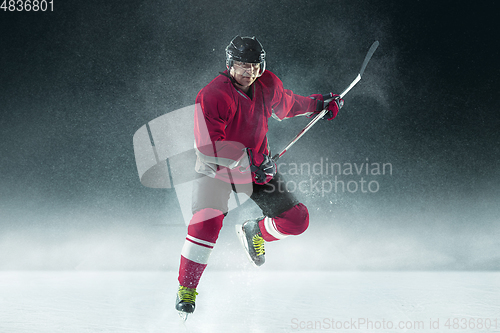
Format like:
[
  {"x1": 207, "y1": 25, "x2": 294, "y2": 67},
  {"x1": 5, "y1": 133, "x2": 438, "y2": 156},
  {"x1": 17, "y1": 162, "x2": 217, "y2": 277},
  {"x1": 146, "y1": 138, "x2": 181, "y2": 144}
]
[
  {"x1": 267, "y1": 72, "x2": 317, "y2": 120},
  {"x1": 194, "y1": 88, "x2": 246, "y2": 169}
]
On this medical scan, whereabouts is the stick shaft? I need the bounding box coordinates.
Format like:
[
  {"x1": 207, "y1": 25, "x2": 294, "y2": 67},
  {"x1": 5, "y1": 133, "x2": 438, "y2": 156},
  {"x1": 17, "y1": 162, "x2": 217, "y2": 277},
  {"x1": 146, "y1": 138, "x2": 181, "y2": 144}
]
[{"x1": 272, "y1": 109, "x2": 328, "y2": 161}]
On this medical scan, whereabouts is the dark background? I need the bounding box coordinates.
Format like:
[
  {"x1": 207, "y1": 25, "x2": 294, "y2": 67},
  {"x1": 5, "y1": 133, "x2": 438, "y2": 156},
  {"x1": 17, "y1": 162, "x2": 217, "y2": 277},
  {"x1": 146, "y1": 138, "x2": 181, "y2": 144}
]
[{"x1": 0, "y1": 0, "x2": 499, "y2": 270}]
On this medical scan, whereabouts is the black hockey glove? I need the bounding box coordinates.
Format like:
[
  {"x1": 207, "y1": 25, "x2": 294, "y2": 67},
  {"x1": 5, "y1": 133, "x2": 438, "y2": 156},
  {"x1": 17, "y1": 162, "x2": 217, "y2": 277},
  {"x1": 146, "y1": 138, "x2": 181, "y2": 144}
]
[{"x1": 246, "y1": 148, "x2": 276, "y2": 185}]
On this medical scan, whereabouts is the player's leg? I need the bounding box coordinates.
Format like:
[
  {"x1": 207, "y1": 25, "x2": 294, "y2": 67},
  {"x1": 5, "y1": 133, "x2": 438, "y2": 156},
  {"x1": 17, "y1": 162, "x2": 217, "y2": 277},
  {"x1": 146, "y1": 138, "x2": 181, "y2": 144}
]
[{"x1": 176, "y1": 176, "x2": 231, "y2": 316}]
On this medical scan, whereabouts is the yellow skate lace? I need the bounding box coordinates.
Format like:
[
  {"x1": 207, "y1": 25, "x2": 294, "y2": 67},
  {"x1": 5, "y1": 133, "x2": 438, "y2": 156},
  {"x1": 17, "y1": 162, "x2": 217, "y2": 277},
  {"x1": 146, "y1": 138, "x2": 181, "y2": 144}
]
[
  {"x1": 252, "y1": 234, "x2": 265, "y2": 256},
  {"x1": 178, "y1": 286, "x2": 198, "y2": 304}
]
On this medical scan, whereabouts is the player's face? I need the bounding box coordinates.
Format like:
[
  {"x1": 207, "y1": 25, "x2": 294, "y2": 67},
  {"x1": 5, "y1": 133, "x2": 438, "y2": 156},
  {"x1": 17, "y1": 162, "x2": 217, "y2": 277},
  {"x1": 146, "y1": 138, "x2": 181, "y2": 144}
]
[
  {"x1": 230, "y1": 61, "x2": 260, "y2": 89},
  {"x1": 233, "y1": 61, "x2": 261, "y2": 77}
]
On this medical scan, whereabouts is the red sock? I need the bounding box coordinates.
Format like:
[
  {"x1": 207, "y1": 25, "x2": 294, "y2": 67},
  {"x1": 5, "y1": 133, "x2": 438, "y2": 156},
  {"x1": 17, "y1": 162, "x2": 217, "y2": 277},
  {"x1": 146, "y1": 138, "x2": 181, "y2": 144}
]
[
  {"x1": 178, "y1": 209, "x2": 224, "y2": 289},
  {"x1": 178, "y1": 255, "x2": 207, "y2": 289}
]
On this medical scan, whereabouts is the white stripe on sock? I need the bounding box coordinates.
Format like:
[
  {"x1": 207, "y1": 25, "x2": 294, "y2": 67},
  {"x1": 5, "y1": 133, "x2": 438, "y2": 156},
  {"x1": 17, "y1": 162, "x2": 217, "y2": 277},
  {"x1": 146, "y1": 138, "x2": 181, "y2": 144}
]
[
  {"x1": 186, "y1": 235, "x2": 216, "y2": 248},
  {"x1": 181, "y1": 239, "x2": 213, "y2": 264},
  {"x1": 263, "y1": 216, "x2": 289, "y2": 240}
]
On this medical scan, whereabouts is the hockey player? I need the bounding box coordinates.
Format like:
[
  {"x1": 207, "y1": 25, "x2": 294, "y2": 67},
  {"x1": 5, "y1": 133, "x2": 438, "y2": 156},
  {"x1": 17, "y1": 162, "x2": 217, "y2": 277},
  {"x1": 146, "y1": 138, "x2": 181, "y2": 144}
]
[{"x1": 175, "y1": 36, "x2": 344, "y2": 318}]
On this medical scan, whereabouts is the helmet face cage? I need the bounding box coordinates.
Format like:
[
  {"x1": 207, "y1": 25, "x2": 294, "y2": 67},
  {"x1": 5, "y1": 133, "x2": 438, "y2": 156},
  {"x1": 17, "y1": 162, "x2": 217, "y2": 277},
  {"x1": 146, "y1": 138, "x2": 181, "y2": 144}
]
[{"x1": 226, "y1": 36, "x2": 266, "y2": 77}]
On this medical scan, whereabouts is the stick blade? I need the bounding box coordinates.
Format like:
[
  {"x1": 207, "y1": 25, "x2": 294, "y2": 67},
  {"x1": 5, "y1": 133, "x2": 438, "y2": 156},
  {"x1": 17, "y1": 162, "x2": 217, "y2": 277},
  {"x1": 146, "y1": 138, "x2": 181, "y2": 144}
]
[{"x1": 359, "y1": 41, "x2": 379, "y2": 77}]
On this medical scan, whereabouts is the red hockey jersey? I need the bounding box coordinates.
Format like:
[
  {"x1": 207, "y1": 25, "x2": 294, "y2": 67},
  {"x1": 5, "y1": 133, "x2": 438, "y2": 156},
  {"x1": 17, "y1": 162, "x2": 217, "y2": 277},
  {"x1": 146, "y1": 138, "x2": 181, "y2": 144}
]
[{"x1": 194, "y1": 70, "x2": 317, "y2": 183}]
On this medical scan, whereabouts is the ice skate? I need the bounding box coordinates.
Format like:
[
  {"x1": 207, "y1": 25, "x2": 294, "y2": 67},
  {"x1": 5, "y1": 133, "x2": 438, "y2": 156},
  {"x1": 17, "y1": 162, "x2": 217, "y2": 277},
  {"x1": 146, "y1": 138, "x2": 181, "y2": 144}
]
[
  {"x1": 235, "y1": 218, "x2": 265, "y2": 267},
  {"x1": 175, "y1": 285, "x2": 198, "y2": 321}
]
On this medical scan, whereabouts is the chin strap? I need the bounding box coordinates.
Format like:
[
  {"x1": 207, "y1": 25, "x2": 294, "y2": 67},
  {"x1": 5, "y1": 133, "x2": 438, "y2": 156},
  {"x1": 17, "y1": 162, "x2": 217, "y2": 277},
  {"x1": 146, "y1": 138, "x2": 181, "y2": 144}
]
[{"x1": 219, "y1": 71, "x2": 238, "y2": 85}]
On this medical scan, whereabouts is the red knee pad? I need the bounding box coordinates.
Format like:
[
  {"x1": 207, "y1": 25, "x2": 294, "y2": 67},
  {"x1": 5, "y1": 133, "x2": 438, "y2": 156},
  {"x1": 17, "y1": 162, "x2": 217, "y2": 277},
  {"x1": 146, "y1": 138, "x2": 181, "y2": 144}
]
[
  {"x1": 274, "y1": 203, "x2": 309, "y2": 236},
  {"x1": 188, "y1": 208, "x2": 224, "y2": 244}
]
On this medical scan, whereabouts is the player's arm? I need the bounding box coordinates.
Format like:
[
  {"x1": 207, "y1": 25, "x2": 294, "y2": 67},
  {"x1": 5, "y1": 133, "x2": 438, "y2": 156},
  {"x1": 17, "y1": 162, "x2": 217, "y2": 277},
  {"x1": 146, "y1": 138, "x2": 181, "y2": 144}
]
[
  {"x1": 268, "y1": 72, "x2": 316, "y2": 119},
  {"x1": 270, "y1": 72, "x2": 343, "y2": 120}
]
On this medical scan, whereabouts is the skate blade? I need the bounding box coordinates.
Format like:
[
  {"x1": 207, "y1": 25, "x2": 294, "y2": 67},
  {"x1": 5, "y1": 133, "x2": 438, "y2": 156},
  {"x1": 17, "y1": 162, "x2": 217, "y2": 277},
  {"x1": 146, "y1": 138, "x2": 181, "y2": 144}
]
[
  {"x1": 178, "y1": 311, "x2": 189, "y2": 321},
  {"x1": 235, "y1": 224, "x2": 259, "y2": 268}
]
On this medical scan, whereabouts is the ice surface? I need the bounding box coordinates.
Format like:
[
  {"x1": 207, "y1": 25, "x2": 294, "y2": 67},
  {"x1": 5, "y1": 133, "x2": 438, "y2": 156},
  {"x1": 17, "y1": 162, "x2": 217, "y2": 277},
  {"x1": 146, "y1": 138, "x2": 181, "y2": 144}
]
[{"x1": 1, "y1": 271, "x2": 499, "y2": 333}]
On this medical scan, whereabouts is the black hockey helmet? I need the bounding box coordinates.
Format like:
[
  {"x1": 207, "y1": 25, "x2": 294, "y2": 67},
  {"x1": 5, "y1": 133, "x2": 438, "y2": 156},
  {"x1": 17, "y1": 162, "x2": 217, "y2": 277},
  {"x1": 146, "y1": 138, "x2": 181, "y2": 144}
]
[{"x1": 225, "y1": 36, "x2": 266, "y2": 76}]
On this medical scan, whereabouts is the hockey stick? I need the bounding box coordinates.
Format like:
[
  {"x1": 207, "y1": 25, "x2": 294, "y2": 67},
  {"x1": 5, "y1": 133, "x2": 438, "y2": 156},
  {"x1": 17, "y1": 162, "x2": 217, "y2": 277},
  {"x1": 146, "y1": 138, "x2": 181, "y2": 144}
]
[{"x1": 272, "y1": 41, "x2": 379, "y2": 162}]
